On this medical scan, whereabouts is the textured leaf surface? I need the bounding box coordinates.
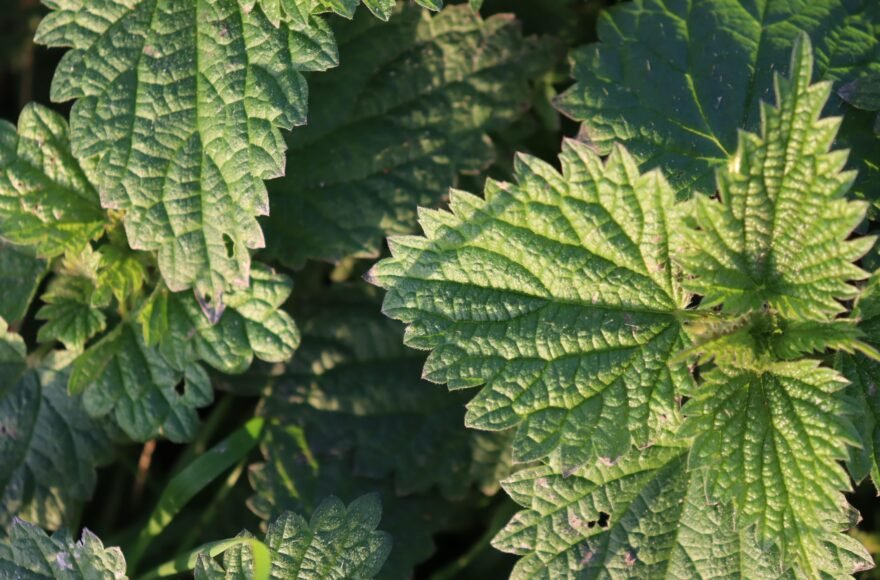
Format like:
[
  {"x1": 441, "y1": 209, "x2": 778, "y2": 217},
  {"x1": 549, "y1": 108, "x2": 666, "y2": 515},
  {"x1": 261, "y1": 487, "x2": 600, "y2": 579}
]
[
  {"x1": 368, "y1": 139, "x2": 691, "y2": 471},
  {"x1": 35, "y1": 0, "x2": 339, "y2": 298},
  {"x1": 36, "y1": 275, "x2": 107, "y2": 351},
  {"x1": 555, "y1": 0, "x2": 880, "y2": 199},
  {"x1": 0, "y1": 103, "x2": 104, "y2": 258},
  {"x1": 0, "y1": 243, "x2": 46, "y2": 324},
  {"x1": 493, "y1": 444, "x2": 871, "y2": 578},
  {"x1": 96, "y1": 245, "x2": 148, "y2": 306},
  {"x1": 195, "y1": 494, "x2": 390, "y2": 579},
  {"x1": 249, "y1": 419, "x2": 477, "y2": 579},
  {"x1": 0, "y1": 326, "x2": 113, "y2": 534},
  {"x1": 840, "y1": 271, "x2": 880, "y2": 483},
  {"x1": 249, "y1": 0, "x2": 378, "y2": 26},
  {"x1": 207, "y1": 264, "x2": 300, "y2": 367},
  {"x1": 262, "y1": 4, "x2": 555, "y2": 268},
  {"x1": 681, "y1": 361, "x2": 859, "y2": 572},
  {"x1": 0, "y1": 519, "x2": 126, "y2": 578},
  {"x1": 677, "y1": 37, "x2": 872, "y2": 320},
  {"x1": 69, "y1": 322, "x2": 214, "y2": 442},
  {"x1": 67, "y1": 262, "x2": 296, "y2": 441},
  {"x1": 157, "y1": 263, "x2": 301, "y2": 375},
  {"x1": 260, "y1": 285, "x2": 510, "y2": 500}
]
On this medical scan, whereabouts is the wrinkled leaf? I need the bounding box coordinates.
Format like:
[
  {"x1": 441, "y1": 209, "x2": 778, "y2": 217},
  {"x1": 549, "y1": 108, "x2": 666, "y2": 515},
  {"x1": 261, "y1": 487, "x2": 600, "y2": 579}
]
[
  {"x1": 262, "y1": 4, "x2": 555, "y2": 268},
  {"x1": 0, "y1": 519, "x2": 127, "y2": 578},
  {"x1": 368, "y1": 139, "x2": 691, "y2": 472},
  {"x1": 681, "y1": 361, "x2": 859, "y2": 573},
  {"x1": 36, "y1": 275, "x2": 107, "y2": 351},
  {"x1": 0, "y1": 349, "x2": 114, "y2": 534},
  {"x1": 69, "y1": 323, "x2": 213, "y2": 442},
  {"x1": 494, "y1": 444, "x2": 870, "y2": 578},
  {"x1": 0, "y1": 103, "x2": 104, "y2": 258},
  {"x1": 677, "y1": 36, "x2": 872, "y2": 320},
  {"x1": 840, "y1": 272, "x2": 880, "y2": 484},
  {"x1": 195, "y1": 495, "x2": 390, "y2": 579},
  {"x1": 555, "y1": 0, "x2": 880, "y2": 200},
  {"x1": 249, "y1": 420, "x2": 479, "y2": 579},
  {"x1": 36, "y1": 0, "x2": 339, "y2": 298}
]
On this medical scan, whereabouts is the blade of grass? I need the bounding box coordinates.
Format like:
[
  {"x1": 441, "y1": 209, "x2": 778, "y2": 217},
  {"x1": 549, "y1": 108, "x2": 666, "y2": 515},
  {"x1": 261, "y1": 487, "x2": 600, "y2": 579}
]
[
  {"x1": 170, "y1": 393, "x2": 237, "y2": 476},
  {"x1": 126, "y1": 417, "x2": 266, "y2": 574},
  {"x1": 139, "y1": 536, "x2": 272, "y2": 580},
  {"x1": 177, "y1": 457, "x2": 248, "y2": 554}
]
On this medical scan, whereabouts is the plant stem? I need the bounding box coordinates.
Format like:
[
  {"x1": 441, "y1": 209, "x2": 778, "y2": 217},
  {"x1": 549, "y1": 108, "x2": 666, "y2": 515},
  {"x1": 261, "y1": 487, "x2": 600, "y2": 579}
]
[{"x1": 133, "y1": 439, "x2": 157, "y2": 504}]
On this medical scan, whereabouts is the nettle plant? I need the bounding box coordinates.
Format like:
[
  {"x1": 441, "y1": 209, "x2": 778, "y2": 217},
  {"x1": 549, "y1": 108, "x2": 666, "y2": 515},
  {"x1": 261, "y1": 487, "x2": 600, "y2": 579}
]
[
  {"x1": 370, "y1": 35, "x2": 880, "y2": 577},
  {"x1": 1, "y1": 0, "x2": 880, "y2": 578}
]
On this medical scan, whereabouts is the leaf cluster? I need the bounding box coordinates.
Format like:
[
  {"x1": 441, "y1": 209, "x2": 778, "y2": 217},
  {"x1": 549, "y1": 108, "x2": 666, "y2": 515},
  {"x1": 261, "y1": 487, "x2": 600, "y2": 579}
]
[{"x1": 2, "y1": 0, "x2": 880, "y2": 579}]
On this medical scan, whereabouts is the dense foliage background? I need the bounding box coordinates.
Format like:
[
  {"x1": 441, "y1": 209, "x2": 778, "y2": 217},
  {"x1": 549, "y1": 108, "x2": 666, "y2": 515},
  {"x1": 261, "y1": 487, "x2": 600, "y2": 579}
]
[
  {"x1": 2, "y1": 0, "x2": 880, "y2": 578},
  {"x1": 0, "y1": 1, "x2": 607, "y2": 577}
]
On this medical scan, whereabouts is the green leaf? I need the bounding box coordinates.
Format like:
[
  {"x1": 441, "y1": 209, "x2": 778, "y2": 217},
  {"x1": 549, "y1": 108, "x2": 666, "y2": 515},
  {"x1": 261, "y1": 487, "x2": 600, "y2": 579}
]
[
  {"x1": 249, "y1": 421, "x2": 478, "y2": 579},
  {"x1": 359, "y1": 0, "x2": 395, "y2": 20},
  {"x1": 838, "y1": 351, "x2": 880, "y2": 485},
  {"x1": 261, "y1": 4, "x2": 555, "y2": 268},
  {"x1": 0, "y1": 243, "x2": 46, "y2": 324},
  {"x1": 413, "y1": 0, "x2": 442, "y2": 12},
  {"x1": 35, "y1": 0, "x2": 339, "y2": 299},
  {"x1": 260, "y1": 285, "x2": 511, "y2": 500},
  {"x1": 0, "y1": 319, "x2": 27, "y2": 393},
  {"x1": 769, "y1": 319, "x2": 878, "y2": 360},
  {"x1": 679, "y1": 312, "x2": 878, "y2": 367},
  {"x1": 164, "y1": 263, "x2": 300, "y2": 374},
  {"x1": 839, "y1": 73, "x2": 880, "y2": 135},
  {"x1": 677, "y1": 36, "x2": 873, "y2": 320},
  {"x1": 493, "y1": 444, "x2": 871, "y2": 578},
  {"x1": 127, "y1": 418, "x2": 265, "y2": 572},
  {"x1": 314, "y1": 0, "x2": 376, "y2": 20},
  {"x1": 143, "y1": 537, "x2": 270, "y2": 580},
  {"x1": 249, "y1": 0, "x2": 440, "y2": 25},
  {"x1": 681, "y1": 361, "x2": 858, "y2": 572},
  {"x1": 367, "y1": 139, "x2": 691, "y2": 472},
  {"x1": 221, "y1": 264, "x2": 300, "y2": 364},
  {"x1": 36, "y1": 276, "x2": 107, "y2": 351},
  {"x1": 96, "y1": 245, "x2": 148, "y2": 306},
  {"x1": 840, "y1": 74, "x2": 880, "y2": 112},
  {"x1": 0, "y1": 350, "x2": 114, "y2": 534},
  {"x1": 69, "y1": 323, "x2": 214, "y2": 442},
  {"x1": 839, "y1": 271, "x2": 880, "y2": 483},
  {"x1": 0, "y1": 103, "x2": 104, "y2": 258},
  {"x1": 66, "y1": 262, "x2": 295, "y2": 441},
  {"x1": 0, "y1": 519, "x2": 127, "y2": 579},
  {"x1": 194, "y1": 495, "x2": 391, "y2": 579},
  {"x1": 554, "y1": 0, "x2": 880, "y2": 200}
]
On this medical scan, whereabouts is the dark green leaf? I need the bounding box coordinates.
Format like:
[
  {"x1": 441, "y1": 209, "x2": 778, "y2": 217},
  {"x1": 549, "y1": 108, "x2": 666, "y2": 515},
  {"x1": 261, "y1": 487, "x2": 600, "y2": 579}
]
[
  {"x1": 555, "y1": 0, "x2": 880, "y2": 200},
  {"x1": 261, "y1": 4, "x2": 556, "y2": 268}
]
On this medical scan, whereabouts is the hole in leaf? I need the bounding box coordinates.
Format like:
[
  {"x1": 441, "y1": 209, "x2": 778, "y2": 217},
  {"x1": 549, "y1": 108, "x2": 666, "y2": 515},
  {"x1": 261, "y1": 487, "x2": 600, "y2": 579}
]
[
  {"x1": 223, "y1": 234, "x2": 234, "y2": 259},
  {"x1": 586, "y1": 512, "x2": 610, "y2": 530}
]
